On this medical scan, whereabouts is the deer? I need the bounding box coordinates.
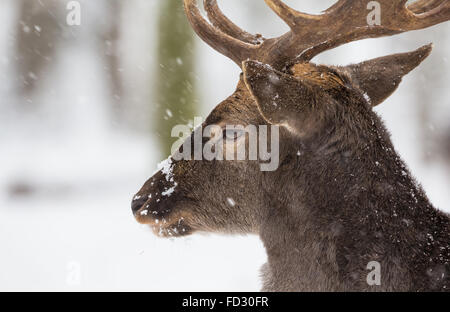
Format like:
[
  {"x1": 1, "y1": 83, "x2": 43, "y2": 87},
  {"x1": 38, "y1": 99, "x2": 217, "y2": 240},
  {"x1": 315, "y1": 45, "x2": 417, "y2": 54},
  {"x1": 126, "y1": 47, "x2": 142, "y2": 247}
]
[{"x1": 132, "y1": 0, "x2": 450, "y2": 291}]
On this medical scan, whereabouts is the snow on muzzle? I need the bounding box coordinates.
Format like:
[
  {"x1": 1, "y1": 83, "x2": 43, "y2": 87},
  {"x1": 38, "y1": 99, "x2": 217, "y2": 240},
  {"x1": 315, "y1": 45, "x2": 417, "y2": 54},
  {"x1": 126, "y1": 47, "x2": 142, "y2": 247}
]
[
  {"x1": 131, "y1": 159, "x2": 190, "y2": 236},
  {"x1": 131, "y1": 158, "x2": 181, "y2": 224}
]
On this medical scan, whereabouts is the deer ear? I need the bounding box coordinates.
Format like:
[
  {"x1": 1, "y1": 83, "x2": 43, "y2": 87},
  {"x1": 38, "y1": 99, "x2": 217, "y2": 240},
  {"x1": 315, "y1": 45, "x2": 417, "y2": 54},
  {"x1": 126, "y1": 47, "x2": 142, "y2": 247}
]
[
  {"x1": 341, "y1": 44, "x2": 433, "y2": 107},
  {"x1": 242, "y1": 60, "x2": 315, "y2": 127}
]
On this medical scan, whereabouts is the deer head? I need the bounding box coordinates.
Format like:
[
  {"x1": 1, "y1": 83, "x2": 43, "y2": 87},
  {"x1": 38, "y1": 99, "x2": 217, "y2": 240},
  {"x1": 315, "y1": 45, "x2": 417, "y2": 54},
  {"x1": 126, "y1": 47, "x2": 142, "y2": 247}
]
[{"x1": 132, "y1": 0, "x2": 449, "y2": 239}]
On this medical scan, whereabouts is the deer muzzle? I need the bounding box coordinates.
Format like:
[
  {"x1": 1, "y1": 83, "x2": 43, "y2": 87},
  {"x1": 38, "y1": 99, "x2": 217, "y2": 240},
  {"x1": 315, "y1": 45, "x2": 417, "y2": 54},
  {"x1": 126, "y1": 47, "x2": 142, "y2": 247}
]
[{"x1": 131, "y1": 161, "x2": 192, "y2": 237}]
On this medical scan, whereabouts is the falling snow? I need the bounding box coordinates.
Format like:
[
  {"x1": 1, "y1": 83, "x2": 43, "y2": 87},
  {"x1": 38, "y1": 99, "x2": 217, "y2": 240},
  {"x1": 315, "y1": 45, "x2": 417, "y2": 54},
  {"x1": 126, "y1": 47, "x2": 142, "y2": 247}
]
[
  {"x1": 362, "y1": 92, "x2": 371, "y2": 105},
  {"x1": 227, "y1": 198, "x2": 236, "y2": 207},
  {"x1": 0, "y1": 0, "x2": 449, "y2": 293}
]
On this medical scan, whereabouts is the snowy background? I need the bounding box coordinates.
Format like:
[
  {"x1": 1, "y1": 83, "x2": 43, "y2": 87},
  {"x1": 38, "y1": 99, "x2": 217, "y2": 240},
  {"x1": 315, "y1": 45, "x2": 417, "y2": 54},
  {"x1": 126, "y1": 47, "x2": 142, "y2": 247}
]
[{"x1": 0, "y1": 0, "x2": 449, "y2": 291}]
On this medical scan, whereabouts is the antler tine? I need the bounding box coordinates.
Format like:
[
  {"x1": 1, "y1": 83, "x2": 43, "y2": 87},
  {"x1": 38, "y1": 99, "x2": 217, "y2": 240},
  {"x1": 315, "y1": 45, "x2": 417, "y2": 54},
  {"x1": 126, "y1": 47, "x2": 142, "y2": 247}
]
[
  {"x1": 366, "y1": 0, "x2": 450, "y2": 31},
  {"x1": 203, "y1": 0, "x2": 263, "y2": 45},
  {"x1": 408, "y1": 0, "x2": 443, "y2": 14},
  {"x1": 264, "y1": 0, "x2": 320, "y2": 29},
  {"x1": 409, "y1": 0, "x2": 450, "y2": 29},
  {"x1": 183, "y1": 0, "x2": 257, "y2": 66},
  {"x1": 283, "y1": 0, "x2": 450, "y2": 63}
]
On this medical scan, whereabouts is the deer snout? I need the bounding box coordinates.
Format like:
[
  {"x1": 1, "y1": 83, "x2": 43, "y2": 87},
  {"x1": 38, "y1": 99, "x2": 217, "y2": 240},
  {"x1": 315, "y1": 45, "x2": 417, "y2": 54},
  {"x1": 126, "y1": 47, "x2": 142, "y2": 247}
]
[
  {"x1": 132, "y1": 167, "x2": 183, "y2": 223},
  {"x1": 131, "y1": 173, "x2": 193, "y2": 237},
  {"x1": 131, "y1": 195, "x2": 147, "y2": 214}
]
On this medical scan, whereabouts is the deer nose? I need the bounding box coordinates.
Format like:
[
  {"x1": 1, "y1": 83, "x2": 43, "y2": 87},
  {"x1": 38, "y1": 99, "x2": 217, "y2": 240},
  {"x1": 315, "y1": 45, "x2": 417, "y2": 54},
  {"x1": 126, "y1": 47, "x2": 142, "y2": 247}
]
[{"x1": 131, "y1": 195, "x2": 147, "y2": 214}]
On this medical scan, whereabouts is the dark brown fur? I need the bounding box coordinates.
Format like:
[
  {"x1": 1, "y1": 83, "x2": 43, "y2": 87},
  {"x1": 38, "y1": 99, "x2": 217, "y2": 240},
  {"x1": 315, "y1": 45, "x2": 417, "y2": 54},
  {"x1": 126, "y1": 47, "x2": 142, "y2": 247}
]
[{"x1": 132, "y1": 44, "x2": 449, "y2": 291}]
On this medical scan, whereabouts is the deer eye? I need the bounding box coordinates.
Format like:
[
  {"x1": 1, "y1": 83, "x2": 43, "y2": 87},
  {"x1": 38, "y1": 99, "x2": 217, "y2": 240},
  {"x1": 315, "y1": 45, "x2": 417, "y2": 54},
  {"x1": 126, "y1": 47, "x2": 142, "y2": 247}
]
[{"x1": 223, "y1": 129, "x2": 245, "y2": 141}]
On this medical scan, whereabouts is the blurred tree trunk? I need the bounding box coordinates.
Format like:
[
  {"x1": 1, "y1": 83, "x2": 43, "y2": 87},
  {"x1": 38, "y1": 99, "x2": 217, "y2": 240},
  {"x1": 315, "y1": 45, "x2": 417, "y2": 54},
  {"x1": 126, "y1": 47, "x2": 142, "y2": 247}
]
[
  {"x1": 15, "y1": 0, "x2": 124, "y2": 119},
  {"x1": 15, "y1": 0, "x2": 62, "y2": 100},
  {"x1": 155, "y1": 0, "x2": 198, "y2": 158},
  {"x1": 98, "y1": 0, "x2": 124, "y2": 118}
]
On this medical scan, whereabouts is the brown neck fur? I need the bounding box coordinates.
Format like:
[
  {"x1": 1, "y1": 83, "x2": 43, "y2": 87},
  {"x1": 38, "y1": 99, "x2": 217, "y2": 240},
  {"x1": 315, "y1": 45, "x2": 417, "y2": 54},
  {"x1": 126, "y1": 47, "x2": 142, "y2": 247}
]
[{"x1": 257, "y1": 86, "x2": 450, "y2": 291}]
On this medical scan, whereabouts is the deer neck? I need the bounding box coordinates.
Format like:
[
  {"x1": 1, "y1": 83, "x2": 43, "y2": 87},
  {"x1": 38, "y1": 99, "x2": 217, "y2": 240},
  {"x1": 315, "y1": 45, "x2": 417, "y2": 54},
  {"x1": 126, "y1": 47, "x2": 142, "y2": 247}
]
[{"x1": 259, "y1": 119, "x2": 449, "y2": 291}]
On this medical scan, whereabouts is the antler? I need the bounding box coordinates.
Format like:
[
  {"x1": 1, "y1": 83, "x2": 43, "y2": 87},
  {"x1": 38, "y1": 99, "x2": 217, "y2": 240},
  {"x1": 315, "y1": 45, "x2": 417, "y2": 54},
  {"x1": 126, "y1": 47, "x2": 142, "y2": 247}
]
[
  {"x1": 203, "y1": 0, "x2": 264, "y2": 44},
  {"x1": 184, "y1": 0, "x2": 450, "y2": 70}
]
